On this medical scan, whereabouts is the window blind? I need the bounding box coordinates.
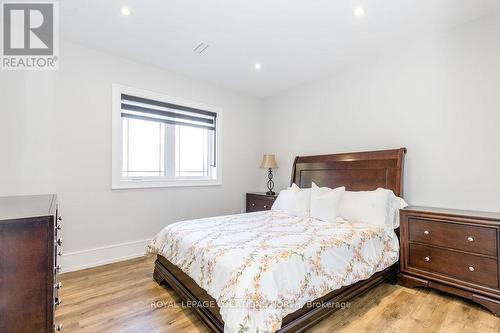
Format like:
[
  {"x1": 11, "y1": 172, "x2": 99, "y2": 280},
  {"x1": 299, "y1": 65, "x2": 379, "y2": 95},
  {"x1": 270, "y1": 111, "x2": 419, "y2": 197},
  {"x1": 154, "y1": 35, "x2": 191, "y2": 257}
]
[
  {"x1": 120, "y1": 94, "x2": 217, "y2": 130},
  {"x1": 121, "y1": 93, "x2": 217, "y2": 167}
]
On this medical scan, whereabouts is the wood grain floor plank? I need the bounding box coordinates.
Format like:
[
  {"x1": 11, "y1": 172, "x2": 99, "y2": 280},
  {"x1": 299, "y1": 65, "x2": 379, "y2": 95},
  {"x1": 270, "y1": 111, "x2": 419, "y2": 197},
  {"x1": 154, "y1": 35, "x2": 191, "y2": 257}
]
[{"x1": 56, "y1": 257, "x2": 500, "y2": 333}]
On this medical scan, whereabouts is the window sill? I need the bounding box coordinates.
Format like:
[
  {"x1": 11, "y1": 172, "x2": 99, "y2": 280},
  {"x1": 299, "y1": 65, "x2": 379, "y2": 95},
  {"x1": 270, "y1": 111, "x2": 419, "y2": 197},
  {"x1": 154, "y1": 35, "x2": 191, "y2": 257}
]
[{"x1": 112, "y1": 178, "x2": 222, "y2": 190}]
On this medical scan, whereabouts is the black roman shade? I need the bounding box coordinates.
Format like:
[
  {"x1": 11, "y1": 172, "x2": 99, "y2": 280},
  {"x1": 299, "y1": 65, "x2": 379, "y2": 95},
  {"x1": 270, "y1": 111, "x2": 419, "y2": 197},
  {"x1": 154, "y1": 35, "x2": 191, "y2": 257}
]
[
  {"x1": 121, "y1": 93, "x2": 217, "y2": 167},
  {"x1": 120, "y1": 94, "x2": 217, "y2": 130}
]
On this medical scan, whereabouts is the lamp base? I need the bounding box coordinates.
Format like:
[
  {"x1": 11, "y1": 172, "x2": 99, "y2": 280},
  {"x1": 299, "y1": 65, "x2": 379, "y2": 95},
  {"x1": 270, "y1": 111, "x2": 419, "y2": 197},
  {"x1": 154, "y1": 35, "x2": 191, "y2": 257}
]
[{"x1": 266, "y1": 168, "x2": 275, "y2": 196}]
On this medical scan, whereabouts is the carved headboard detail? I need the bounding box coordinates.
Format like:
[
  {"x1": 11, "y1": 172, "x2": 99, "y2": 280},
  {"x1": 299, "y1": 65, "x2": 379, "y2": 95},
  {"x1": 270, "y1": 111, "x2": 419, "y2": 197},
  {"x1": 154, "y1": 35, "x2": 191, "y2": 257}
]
[{"x1": 291, "y1": 148, "x2": 406, "y2": 197}]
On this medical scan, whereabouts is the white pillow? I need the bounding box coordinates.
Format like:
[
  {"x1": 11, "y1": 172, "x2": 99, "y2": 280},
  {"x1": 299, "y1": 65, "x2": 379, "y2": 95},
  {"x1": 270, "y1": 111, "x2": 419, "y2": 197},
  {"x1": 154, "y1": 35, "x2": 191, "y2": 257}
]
[
  {"x1": 389, "y1": 194, "x2": 408, "y2": 228},
  {"x1": 310, "y1": 182, "x2": 345, "y2": 222},
  {"x1": 271, "y1": 183, "x2": 311, "y2": 217},
  {"x1": 339, "y1": 188, "x2": 406, "y2": 229}
]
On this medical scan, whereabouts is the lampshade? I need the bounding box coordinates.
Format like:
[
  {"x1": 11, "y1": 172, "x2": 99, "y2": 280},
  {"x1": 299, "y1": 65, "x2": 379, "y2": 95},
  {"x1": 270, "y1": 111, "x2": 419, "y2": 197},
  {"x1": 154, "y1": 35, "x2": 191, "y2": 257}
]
[{"x1": 260, "y1": 154, "x2": 278, "y2": 169}]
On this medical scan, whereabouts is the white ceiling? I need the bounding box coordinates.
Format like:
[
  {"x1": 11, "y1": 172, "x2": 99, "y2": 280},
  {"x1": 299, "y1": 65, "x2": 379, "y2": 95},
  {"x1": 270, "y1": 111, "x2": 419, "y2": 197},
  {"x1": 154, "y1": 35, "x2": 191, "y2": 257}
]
[{"x1": 60, "y1": 0, "x2": 500, "y2": 97}]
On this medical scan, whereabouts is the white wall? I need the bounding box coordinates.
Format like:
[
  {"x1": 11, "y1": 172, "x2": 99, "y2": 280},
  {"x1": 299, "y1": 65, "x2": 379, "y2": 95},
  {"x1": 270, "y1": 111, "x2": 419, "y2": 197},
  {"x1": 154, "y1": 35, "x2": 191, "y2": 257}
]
[
  {"x1": 262, "y1": 13, "x2": 500, "y2": 212},
  {"x1": 0, "y1": 42, "x2": 264, "y2": 271}
]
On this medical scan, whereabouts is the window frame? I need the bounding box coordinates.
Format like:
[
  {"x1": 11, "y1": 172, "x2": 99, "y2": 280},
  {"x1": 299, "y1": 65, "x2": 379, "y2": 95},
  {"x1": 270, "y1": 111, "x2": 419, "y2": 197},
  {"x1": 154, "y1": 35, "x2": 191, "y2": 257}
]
[{"x1": 111, "y1": 84, "x2": 222, "y2": 189}]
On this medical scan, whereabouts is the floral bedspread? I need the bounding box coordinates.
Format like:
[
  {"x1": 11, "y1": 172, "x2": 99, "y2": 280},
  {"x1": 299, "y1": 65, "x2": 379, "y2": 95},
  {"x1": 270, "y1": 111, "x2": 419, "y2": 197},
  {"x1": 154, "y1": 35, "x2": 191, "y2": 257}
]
[{"x1": 147, "y1": 210, "x2": 399, "y2": 333}]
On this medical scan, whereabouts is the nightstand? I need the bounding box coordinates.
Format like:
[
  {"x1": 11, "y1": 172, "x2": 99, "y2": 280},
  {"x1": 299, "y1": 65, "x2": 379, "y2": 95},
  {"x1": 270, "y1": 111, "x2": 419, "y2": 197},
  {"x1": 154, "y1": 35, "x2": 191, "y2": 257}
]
[
  {"x1": 246, "y1": 192, "x2": 277, "y2": 213},
  {"x1": 399, "y1": 206, "x2": 500, "y2": 316}
]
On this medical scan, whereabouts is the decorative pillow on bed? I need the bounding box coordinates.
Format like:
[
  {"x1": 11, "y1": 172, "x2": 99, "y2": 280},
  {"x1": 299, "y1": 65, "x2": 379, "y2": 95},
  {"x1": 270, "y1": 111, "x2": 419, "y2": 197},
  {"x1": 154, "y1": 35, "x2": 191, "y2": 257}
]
[
  {"x1": 271, "y1": 183, "x2": 311, "y2": 217},
  {"x1": 389, "y1": 194, "x2": 408, "y2": 228},
  {"x1": 310, "y1": 182, "x2": 345, "y2": 222},
  {"x1": 339, "y1": 188, "x2": 407, "y2": 229}
]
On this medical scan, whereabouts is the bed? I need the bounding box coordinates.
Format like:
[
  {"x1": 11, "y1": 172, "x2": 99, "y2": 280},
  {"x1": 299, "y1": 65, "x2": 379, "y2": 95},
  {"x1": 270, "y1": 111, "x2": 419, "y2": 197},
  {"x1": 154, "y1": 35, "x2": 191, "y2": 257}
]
[{"x1": 149, "y1": 148, "x2": 406, "y2": 333}]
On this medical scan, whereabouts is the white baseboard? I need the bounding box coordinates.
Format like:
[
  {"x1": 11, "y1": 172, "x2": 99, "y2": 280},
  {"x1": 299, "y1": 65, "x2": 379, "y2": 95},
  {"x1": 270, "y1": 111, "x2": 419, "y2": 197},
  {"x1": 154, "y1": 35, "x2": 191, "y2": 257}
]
[{"x1": 60, "y1": 238, "x2": 151, "y2": 273}]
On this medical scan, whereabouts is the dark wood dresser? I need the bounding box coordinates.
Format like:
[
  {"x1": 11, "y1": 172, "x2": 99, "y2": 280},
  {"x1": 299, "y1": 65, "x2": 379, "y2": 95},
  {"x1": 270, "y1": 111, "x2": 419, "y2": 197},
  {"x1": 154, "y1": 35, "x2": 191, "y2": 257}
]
[
  {"x1": 399, "y1": 206, "x2": 500, "y2": 316},
  {"x1": 0, "y1": 195, "x2": 63, "y2": 332},
  {"x1": 246, "y1": 192, "x2": 277, "y2": 213}
]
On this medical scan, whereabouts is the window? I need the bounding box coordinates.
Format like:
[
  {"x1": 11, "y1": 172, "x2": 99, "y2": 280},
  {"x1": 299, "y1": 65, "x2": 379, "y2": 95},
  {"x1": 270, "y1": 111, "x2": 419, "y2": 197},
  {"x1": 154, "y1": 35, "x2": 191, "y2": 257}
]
[{"x1": 112, "y1": 85, "x2": 221, "y2": 189}]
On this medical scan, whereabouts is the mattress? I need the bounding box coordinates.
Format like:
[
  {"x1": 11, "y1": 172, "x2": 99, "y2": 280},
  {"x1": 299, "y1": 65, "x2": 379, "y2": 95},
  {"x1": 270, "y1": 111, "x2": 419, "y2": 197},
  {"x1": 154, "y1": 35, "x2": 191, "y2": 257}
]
[{"x1": 148, "y1": 210, "x2": 399, "y2": 333}]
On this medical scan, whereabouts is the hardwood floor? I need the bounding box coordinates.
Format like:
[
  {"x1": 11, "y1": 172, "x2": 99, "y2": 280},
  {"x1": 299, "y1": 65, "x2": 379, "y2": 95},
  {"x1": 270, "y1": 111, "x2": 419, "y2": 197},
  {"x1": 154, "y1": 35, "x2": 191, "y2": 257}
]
[{"x1": 57, "y1": 257, "x2": 500, "y2": 333}]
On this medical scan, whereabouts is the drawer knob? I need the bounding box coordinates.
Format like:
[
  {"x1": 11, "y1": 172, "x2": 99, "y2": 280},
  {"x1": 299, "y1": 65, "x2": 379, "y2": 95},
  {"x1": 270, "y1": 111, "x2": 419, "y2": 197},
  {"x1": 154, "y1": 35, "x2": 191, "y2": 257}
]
[
  {"x1": 58, "y1": 251, "x2": 63, "y2": 257},
  {"x1": 55, "y1": 298, "x2": 62, "y2": 306},
  {"x1": 424, "y1": 230, "x2": 429, "y2": 235},
  {"x1": 55, "y1": 282, "x2": 63, "y2": 289},
  {"x1": 469, "y1": 266, "x2": 475, "y2": 272},
  {"x1": 467, "y1": 236, "x2": 474, "y2": 242},
  {"x1": 251, "y1": 203, "x2": 255, "y2": 207},
  {"x1": 57, "y1": 224, "x2": 62, "y2": 230},
  {"x1": 55, "y1": 323, "x2": 63, "y2": 331},
  {"x1": 58, "y1": 216, "x2": 63, "y2": 221},
  {"x1": 263, "y1": 205, "x2": 267, "y2": 209},
  {"x1": 57, "y1": 238, "x2": 63, "y2": 246},
  {"x1": 424, "y1": 256, "x2": 431, "y2": 262}
]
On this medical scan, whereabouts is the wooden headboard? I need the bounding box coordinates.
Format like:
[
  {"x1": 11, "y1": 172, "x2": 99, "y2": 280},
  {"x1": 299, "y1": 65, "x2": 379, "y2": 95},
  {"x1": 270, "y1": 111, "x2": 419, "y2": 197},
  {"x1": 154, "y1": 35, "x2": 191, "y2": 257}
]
[{"x1": 291, "y1": 148, "x2": 406, "y2": 197}]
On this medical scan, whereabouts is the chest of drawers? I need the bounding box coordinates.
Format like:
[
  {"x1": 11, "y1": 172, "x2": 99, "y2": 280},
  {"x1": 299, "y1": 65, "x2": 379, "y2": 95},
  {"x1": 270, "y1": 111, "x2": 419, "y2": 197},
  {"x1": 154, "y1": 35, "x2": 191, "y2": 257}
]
[
  {"x1": 399, "y1": 206, "x2": 500, "y2": 316},
  {"x1": 0, "y1": 195, "x2": 63, "y2": 332}
]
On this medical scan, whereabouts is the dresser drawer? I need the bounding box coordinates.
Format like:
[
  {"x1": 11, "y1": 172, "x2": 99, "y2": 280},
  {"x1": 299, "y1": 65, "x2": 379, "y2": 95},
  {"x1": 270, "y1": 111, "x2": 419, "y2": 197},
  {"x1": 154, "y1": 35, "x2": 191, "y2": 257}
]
[
  {"x1": 246, "y1": 194, "x2": 275, "y2": 212},
  {"x1": 247, "y1": 197, "x2": 273, "y2": 212},
  {"x1": 409, "y1": 243, "x2": 498, "y2": 288},
  {"x1": 408, "y1": 217, "x2": 498, "y2": 256}
]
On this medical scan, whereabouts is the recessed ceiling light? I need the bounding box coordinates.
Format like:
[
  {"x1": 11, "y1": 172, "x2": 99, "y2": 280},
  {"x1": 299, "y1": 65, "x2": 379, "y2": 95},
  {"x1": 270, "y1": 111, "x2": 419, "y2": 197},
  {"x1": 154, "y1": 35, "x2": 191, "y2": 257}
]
[
  {"x1": 121, "y1": 6, "x2": 131, "y2": 16},
  {"x1": 254, "y1": 63, "x2": 261, "y2": 70},
  {"x1": 354, "y1": 6, "x2": 365, "y2": 18}
]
